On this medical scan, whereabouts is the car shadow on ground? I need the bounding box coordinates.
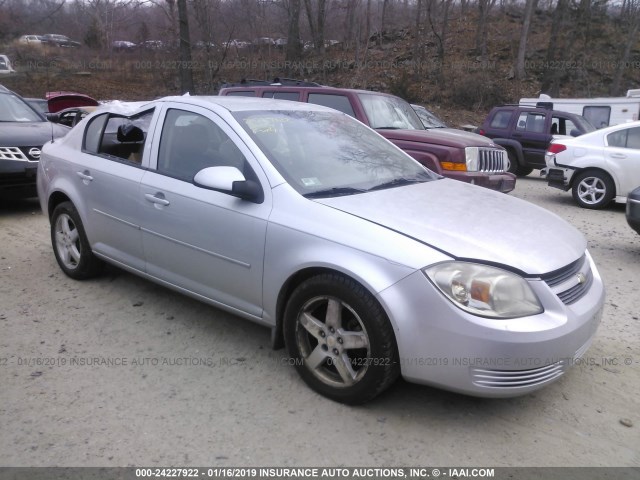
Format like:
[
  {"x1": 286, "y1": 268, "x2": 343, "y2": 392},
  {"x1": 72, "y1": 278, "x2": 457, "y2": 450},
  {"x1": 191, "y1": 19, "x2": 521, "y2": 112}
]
[
  {"x1": 98, "y1": 264, "x2": 551, "y2": 418},
  {"x1": 0, "y1": 197, "x2": 41, "y2": 216}
]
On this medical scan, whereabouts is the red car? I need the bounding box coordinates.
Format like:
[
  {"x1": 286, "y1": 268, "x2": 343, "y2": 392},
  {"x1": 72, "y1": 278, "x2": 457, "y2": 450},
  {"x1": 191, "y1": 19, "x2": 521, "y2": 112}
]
[{"x1": 220, "y1": 80, "x2": 515, "y2": 193}]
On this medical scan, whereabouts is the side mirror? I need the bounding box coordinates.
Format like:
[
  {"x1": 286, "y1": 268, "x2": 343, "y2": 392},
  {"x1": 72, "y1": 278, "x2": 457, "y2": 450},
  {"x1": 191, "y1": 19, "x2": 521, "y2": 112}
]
[
  {"x1": 193, "y1": 166, "x2": 264, "y2": 203},
  {"x1": 569, "y1": 129, "x2": 580, "y2": 137},
  {"x1": 46, "y1": 112, "x2": 60, "y2": 123}
]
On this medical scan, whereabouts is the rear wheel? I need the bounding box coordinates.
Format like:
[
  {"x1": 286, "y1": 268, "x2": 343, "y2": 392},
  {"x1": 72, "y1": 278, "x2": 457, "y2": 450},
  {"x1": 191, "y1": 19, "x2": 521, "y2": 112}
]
[
  {"x1": 572, "y1": 171, "x2": 615, "y2": 209},
  {"x1": 283, "y1": 273, "x2": 400, "y2": 404},
  {"x1": 51, "y1": 201, "x2": 103, "y2": 279}
]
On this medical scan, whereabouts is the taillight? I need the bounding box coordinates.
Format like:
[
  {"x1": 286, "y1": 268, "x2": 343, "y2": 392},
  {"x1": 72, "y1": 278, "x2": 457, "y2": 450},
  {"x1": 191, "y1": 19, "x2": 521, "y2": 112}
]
[{"x1": 547, "y1": 143, "x2": 566, "y2": 155}]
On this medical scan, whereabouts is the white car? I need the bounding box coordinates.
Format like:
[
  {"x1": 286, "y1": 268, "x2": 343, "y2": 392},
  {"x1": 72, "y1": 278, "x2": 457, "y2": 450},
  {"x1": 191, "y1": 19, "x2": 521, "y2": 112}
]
[
  {"x1": 19, "y1": 35, "x2": 44, "y2": 45},
  {"x1": 0, "y1": 54, "x2": 15, "y2": 74},
  {"x1": 546, "y1": 120, "x2": 640, "y2": 209}
]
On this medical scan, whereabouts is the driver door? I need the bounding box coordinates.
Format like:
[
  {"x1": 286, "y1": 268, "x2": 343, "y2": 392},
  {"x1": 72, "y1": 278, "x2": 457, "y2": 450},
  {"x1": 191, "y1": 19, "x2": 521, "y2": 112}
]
[{"x1": 139, "y1": 104, "x2": 271, "y2": 318}]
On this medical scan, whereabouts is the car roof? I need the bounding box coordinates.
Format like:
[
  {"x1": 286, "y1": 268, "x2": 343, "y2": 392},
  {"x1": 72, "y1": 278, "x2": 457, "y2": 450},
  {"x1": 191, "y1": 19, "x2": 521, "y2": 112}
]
[
  {"x1": 492, "y1": 104, "x2": 583, "y2": 118},
  {"x1": 157, "y1": 95, "x2": 338, "y2": 113},
  {"x1": 221, "y1": 83, "x2": 400, "y2": 98},
  {"x1": 0, "y1": 84, "x2": 10, "y2": 93}
]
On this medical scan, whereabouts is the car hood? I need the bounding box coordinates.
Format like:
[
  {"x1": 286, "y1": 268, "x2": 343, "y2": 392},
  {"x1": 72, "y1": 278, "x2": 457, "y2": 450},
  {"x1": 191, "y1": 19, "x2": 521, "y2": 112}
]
[
  {"x1": 378, "y1": 128, "x2": 502, "y2": 149},
  {"x1": 0, "y1": 122, "x2": 69, "y2": 146},
  {"x1": 315, "y1": 179, "x2": 586, "y2": 275}
]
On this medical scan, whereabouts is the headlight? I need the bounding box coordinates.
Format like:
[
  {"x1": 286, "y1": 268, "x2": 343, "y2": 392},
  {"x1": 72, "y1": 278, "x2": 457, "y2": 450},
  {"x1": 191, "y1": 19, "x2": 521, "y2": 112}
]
[
  {"x1": 465, "y1": 147, "x2": 479, "y2": 172},
  {"x1": 424, "y1": 262, "x2": 543, "y2": 318}
]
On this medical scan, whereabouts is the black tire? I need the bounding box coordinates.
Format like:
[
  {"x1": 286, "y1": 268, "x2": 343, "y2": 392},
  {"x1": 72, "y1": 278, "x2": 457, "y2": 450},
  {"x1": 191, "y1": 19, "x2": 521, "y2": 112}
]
[
  {"x1": 283, "y1": 273, "x2": 400, "y2": 404},
  {"x1": 506, "y1": 150, "x2": 519, "y2": 175},
  {"x1": 50, "y1": 201, "x2": 103, "y2": 279},
  {"x1": 516, "y1": 166, "x2": 534, "y2": 176},
  {"x1": 571, "y1": 170, "x2": 615, "y2": 209},
  {"x1": 506, "y1": 150, "x2": 533, "y2": 176}
]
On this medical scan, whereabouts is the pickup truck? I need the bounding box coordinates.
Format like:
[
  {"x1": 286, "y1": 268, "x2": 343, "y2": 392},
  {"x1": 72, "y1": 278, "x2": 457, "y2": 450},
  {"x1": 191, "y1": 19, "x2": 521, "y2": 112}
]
[{"x1": 220, "y1": 80, "x2": 515, "y2": 193}]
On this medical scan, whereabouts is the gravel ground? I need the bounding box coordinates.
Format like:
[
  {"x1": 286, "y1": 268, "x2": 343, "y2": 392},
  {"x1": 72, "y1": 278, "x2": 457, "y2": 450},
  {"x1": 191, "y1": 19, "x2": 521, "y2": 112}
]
[{"x1": 0, "y1": 176, "x2": 638, "y2": 467}]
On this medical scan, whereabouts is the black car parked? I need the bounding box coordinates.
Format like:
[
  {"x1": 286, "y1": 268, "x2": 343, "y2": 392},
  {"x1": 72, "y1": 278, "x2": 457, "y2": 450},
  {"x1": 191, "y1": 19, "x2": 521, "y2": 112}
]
[
  {"x1": 41, "y1": 34, "x2": 81, "y2": 48},
  {"x1": 477, "y1": 105, "x2": 594, "y2": 176},
  {"x1": 627, "y1": 187, "x2": 640, "y2": 235},
  {"x1": 0, "y1": 85, "x2": 69, "y2": 198}
]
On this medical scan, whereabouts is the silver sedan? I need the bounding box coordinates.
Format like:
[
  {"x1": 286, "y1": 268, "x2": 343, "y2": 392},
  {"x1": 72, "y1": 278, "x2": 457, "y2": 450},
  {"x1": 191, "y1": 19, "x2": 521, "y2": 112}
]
[{"x1": 37, "y1": 96, "x2": 605, "y2": 404}]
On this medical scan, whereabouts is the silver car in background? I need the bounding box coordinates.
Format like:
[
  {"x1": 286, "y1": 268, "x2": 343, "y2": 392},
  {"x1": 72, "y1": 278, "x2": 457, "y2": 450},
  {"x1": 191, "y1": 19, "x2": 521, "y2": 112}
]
[{"x1": 38, "y1": 96, "x2": 605, "y2": 404}]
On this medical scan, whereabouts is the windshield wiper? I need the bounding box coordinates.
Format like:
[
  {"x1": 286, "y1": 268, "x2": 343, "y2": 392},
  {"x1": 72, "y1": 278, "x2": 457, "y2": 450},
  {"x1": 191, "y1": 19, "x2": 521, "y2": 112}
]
[
  {"x1": 366, "y1": 177, "x2": 427, "y2": 192},
  {"x1": 304, "y1": 187, "x2": 366, "y2": 198}
]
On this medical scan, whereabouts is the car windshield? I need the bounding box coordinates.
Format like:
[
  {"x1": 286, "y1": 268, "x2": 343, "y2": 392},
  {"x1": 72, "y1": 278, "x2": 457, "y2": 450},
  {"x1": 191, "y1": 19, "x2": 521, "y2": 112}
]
[
  {"x1": 413, "y1": 106, "x2": 448, "y2": 128},
  {"x1": 358, "y1": 93, "x2": 425, "y2": 130},
  {"x1": 233, "y1": 110, "x2": 435, "y2": 196},
  {"x1": 574, "y1": 115, "x2": 596, "y2": 134},
  {"x1": 0, "y1": 93, "x2": 44, "y2": 122}
]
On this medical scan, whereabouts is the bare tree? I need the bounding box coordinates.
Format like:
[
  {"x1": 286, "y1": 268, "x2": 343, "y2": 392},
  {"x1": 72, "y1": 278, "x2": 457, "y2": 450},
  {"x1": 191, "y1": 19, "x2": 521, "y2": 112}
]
[
  {"x1": 611, "y1": 0, "x2": 640, "y2": 95},
  {"x1": 177, "y1": 0, "x2": 194, "y2": 93},
  {"x1": 285, "y1": 0, "x2": 303, "y2": 67},
  {"x1": 514, "y1": 0, "x2": 538, "y2": 80},
  {"x1": 303, "y1": 0, "x2": 327, "y2": 53},
  {"x1": 540, "y1": 0, "x2": 569, "y2": 95},
  {"x1": 475, "y1": 0, "x2": 497, "y2": 60}
]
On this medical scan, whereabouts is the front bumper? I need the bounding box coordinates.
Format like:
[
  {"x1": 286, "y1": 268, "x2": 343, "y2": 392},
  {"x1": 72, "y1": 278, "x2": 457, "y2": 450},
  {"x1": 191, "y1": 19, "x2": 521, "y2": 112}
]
[
  {"x1": 626, "y1": 197, "x2": 640, "y2": 235},
  {"x1": 377, "y1": 252, "x2": 605, "y2": 397},
  {"x1": 443, "y1": 170, "x2": 516, "y2": 194},
  {"x1": 0, "y1": 159, "x2": 39, "y2": 198}
]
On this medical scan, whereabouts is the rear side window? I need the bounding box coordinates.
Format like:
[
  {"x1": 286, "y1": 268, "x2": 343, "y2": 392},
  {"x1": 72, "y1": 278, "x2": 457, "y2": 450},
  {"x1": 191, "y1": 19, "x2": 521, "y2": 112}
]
[
  {"x1": 516, "y1": 112, "x2": 546, "y2": 133},
  {"x1": 263, "y1": 91, "x2": 301, "y2": 101},
  {"x1": 489, "y1": 111, "x2": 512, "y2": 129},
  {"x1": 608, "y1": 127, "x2": 640, "y2": 149},
  {"x1": 308, "y1": 93, "x2": 355, "y2": 117},
  {"x1": 225, "y1": 91, "x2": 256, "y2": 97},
  {"x1": 84, "y1": 109, "x2": 154, "y2": 164},
  {"x1": 583, "y1": 106, "x2": 611, "y2": 129}
]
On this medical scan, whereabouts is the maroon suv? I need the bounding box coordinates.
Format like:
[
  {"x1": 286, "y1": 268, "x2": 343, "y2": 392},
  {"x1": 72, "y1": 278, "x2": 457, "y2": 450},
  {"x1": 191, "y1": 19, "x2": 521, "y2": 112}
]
[{"x1": 219, "y1": 80, "x2": 516, "y2": 193}]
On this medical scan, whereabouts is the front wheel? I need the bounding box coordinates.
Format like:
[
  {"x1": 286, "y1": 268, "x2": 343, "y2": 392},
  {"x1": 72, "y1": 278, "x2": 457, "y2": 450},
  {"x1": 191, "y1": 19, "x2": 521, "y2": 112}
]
[
  {"x1": 51, "y1": 201, "x2": 103, "y2": 279},
  {"x1": 283, "y1": 273, "x2": 400, "y2": 404},
  {"x1": 572, "y1": 171, "x2": 615, "y2": 209},
  {"x1": 506, "y1": 150, "x2": 533, "y2": 176}
]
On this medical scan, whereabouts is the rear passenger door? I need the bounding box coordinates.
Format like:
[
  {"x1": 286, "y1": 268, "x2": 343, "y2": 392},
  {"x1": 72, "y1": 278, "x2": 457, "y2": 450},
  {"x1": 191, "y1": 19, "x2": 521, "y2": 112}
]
[
  {"x1": 513, "y1": 111, "x2": 550, "y2": 167},
  {"x1": 605, "y1": 126, "x2": 640, "y2": 196},
  {"x1": 77, "y1": 109, "x2": 156, "y2": 271}
]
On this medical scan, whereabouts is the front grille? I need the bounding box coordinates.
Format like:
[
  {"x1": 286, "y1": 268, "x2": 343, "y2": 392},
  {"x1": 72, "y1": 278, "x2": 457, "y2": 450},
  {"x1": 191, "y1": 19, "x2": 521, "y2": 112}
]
[
  {"x1": 541, "y1": 254, "x2": 592, "y2": 305},
  {"x1": 0, "y1": 146, "x2": 40, "y2": 162},
  {"x1": 471, "y1": 362, "x2": 565, "y2": 388},
  {"x1": 478, "y1": 148, "x2": 506, "y2": 172},
  {"x1": 0, "y1": 147, "x2": 28, "y2": 161}
]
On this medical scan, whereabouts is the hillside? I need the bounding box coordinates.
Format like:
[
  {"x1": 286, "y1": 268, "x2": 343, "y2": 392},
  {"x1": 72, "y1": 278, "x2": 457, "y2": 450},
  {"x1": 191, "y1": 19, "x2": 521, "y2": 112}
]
[{"x1": 1, "y1": 9, "x2": 639, "y2": 128}]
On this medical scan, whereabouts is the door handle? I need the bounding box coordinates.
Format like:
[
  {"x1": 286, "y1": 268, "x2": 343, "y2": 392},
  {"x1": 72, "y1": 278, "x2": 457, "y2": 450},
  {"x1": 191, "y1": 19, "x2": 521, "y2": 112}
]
[
  {"x1": 76, "y1": 170, "x2": 93, "y2": 182},
  {"x1": 145, "y1": 193, "x2": 170, "y2": 206},
  {"x1": 610, "y1": 153, "x2": 626, "y2": 159}
]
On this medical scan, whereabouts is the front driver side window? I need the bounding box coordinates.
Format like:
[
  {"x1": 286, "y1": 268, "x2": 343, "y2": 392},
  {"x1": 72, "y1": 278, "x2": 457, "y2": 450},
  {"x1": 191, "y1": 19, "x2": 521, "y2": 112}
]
[{"x1": 157, "y1": 109, "x2": 248, "y2": 182}]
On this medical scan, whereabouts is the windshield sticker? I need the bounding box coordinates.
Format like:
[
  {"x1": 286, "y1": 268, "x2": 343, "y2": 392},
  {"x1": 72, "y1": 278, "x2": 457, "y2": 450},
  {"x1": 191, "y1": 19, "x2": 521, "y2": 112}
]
[{"x1": 301, "y1": 177, "x2": 322, "y2": 187}]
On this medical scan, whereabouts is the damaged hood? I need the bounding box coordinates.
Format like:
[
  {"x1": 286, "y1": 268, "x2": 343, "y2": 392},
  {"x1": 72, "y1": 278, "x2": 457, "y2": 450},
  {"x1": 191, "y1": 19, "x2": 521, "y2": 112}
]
[{"x1": 315, "y1": 179, "x2": 586, "y2": 275}]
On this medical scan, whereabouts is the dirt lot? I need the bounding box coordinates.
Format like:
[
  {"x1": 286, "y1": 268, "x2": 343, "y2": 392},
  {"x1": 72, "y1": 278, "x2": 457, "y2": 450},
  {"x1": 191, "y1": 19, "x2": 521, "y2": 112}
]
[{"x1": 0, "y1": 176, "x2": 638, "y2": 467}]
